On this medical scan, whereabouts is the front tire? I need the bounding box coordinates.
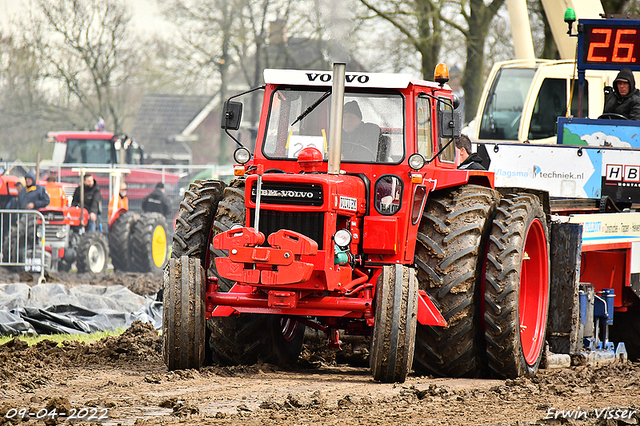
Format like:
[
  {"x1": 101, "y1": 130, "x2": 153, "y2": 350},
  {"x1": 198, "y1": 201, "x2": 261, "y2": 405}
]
[
  {"x1": 76, "y1": 231, "x2": 109, "y2": 274},
  {"x1": 484, "y1": 193, "x2": 550, "y2": 378},
  {"x1": 163, "y1": 256, "x2": 206, "y2": 370},
  {"x1": 413, "y1": 184, "x2": 498, "y2": 377},
  {"x1": 370, "y1": 265, "x2": 418, "y2": 383}
]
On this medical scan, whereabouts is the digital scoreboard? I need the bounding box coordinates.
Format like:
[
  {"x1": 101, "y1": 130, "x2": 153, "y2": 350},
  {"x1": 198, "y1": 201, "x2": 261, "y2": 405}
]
[{"x1": 578, "y1": 19, "x2": 640, "y2": 71}]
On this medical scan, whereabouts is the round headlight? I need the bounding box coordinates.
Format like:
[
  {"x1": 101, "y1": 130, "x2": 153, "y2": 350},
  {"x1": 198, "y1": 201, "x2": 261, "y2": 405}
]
[
  {"x1": 234, "y1": 147, "x2": 251, "y2": 164},
  {"x1": 334, "y1": 229, "x2": 352, "y2": 248},
  {"x1": 408, "y1": 153, "x2": 426, "y2": 170}
]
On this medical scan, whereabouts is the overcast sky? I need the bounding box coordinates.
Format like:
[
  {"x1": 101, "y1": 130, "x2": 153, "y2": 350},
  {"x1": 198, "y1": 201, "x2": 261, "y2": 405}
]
[{"x1": 0, "y1": 0, "x2": 172, "y2": 35}]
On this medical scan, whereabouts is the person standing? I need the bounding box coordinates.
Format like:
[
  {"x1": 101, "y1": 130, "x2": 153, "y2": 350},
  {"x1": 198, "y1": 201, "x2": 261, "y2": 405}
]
[
  {"x1": 17, "y1": 172, "x2": 50, "y2": 210},
  {"x1": 72, "y1": 173, "x2": 102, "y2": 231},
  {"x1": 142, "y1": 182, "x2": 171, "y2": 219},
  {"x1": 108, "y1": 182, "x2": 129, "y2": 221},
  {"x1": 45, "y1": 176, "x2": 68, "y2": 208}
]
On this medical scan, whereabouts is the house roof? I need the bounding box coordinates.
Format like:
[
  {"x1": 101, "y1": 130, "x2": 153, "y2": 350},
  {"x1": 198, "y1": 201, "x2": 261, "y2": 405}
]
[{"x1": 131, "y1": 93, "x2": 214, "y2": 158}]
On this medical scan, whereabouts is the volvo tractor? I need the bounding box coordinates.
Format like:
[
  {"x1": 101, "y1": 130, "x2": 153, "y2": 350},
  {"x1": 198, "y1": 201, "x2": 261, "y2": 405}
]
[{"x1": 162, "y1": 63, "x2": 561, "y2": 383}]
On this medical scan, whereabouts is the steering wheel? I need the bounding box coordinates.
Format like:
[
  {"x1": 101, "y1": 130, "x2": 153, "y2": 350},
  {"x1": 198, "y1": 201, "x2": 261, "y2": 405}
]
[
  {"x1": 342, "y1": 141, "x2": 376, "y2": 161},
  {"x1": 598, "y1": 113, "x2": 628, "y2": 120}
]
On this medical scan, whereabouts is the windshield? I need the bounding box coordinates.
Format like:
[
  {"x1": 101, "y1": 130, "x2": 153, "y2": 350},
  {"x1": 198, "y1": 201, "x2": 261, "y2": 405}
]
[
  {"x1": 479, "y1": 67, "x2": 536, "y2": 140},
  {"x1": 64, "y1": 138, "x2": 116, "y2": 164},
  {"x1": 263, "y1": 88, "x2": 404, "y2": 163}
]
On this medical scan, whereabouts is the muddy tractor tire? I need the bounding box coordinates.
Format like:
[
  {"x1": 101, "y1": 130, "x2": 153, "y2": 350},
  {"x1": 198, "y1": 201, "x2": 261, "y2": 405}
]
[
  {"x1": 207, "y1": 179, "x2": 306, "y2": 366},
  {"x1": 164, "y1": 179, "x2": 226, "y2": 367},
  {"x1": 484, "y1": 193, "x2": 550, "y2": 378},
  {"x1": 370, "y1": 265, "x2": 418, "y2": 383},
  {"x1": 109, "y1": 211, "x2": 140, "y2": 272},
  {"x1": 131, "y1": 212, "x2": 169, "y2": 273},
  {"x1": 76, "y1": 231, "x2": 109, "y2": 274},
  {"x1": 163, "y1": 256, "x2": 206, "y2": 370},
  {"x1": 413, "y1": 184, "x2": 498, "y2": 377}
]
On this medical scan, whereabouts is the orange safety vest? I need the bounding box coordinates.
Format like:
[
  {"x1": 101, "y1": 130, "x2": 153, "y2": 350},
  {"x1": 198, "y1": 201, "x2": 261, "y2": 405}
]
[
  {"x1": 108, "y1": 195, "x2": 129, "y2": 221},
  {"x1": 45, "y1": 183, "x2": 68, "y2": 208}
]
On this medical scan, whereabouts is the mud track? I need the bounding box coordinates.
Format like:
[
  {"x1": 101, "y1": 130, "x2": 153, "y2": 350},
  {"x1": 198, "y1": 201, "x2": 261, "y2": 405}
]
[
  {"x1": 0, "y1": 270, "x2": 638, "y2": 425},
  {"x1": 0, "y1": 321, "x2": 637, "y2": 425}
]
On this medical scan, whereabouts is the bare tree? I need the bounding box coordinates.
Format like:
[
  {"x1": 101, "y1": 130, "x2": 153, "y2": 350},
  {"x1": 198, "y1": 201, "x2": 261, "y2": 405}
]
[
  {"x1": 358, "y1": 0, "x2": 443, "y2": 80},
  {"x1": 23, "y1": 0, "x2": 139, "y2": 133}
]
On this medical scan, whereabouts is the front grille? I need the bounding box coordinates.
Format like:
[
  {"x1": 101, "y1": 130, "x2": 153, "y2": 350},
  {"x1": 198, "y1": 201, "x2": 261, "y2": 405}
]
[
  {"x1": 250, "y1": 210, "x2": 325, "y2": 250},
  {"x1": 45, "y1": 224, "x2": 69, "y2": 245}
]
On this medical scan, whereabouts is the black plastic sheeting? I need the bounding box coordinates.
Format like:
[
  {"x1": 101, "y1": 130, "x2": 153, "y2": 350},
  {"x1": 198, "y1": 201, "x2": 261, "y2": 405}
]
[{"x1": 0, "y1": 283, "x2": 162, "y2": 336}]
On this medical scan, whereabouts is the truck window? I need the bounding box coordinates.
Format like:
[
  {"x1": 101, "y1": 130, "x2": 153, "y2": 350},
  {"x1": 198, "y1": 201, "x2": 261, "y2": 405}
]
[
  {"x1": 528, "y1": 78, "x2": 566, "y2": 140},
  {"x1": 416, "y1": 95, "x2": 433, "y2": 159},
  {"x1": 64, "y1": 139, "x2": 116, "y2": 164},
  {"x1": 479, "y1": 67, "x2": 536, "y2": 140},
  {"x1": 570, "y1": 79, "x2": 589, "y2": 118},
  {"x1": 263, "y1": 88, "x2": 404, "y2": 164}
]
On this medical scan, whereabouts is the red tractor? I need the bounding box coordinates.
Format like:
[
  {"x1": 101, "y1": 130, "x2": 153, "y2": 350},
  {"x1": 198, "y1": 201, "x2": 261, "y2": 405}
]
[{"x1": 163, "y1": 64, "x2": 551, "y2": 382}]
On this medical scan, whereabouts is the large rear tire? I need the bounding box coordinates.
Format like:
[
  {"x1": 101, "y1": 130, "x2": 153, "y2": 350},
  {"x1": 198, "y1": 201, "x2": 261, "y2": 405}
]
[
  {"x1": 370, "y1": 265, "x2": 418, "y2": 383},
  {"x1": 484, "y1": 193, "x2": 550, "y2": 378},
  {"x1": 131, "y1": 212, "x2": 169, "y2": 273},
  {"x1": 109, "y1": 211, "x2": 139, "y2": 272},
  {"x1": 207, "y1": 179, "x2": 306, "y2": 366},
  {"x1": 413, "y1": 184, "x2": 498, "y2": 377},
  {"x1": 76, "y1": 231, "x2": 109, "y2": 274},
  {"x1": 163, "y1": 256, "x2": 206, "y2": 370}
]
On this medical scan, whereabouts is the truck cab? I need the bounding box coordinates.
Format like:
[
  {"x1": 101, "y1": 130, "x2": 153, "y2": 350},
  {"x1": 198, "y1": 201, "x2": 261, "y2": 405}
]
[{"x1": 466, "y1": 59, "x2": 624, "y2": 144}]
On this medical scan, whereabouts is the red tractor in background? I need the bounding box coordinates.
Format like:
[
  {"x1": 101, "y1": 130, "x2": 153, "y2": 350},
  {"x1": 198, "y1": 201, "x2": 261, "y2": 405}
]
[{"x1": 163, "y1": 63, "x2": 553, "y2": 383}]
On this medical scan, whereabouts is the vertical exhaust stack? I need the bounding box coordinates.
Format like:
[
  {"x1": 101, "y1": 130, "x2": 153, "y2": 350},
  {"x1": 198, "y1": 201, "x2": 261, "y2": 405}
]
[{"x1": 328, "y1": 63, "x2": 346, "y2": 175}]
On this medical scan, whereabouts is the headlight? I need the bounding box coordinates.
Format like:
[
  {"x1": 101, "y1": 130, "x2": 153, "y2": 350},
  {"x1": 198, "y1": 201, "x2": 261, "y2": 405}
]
[
  {"x1": 56, "y1": 229, "x2": 66, "y2": 239},
  {"x1": 234, "y1": 147, "x2": 251, "y2": 164},
  {"x1": 408, "y1": 153, "x2": 426, "y2": 170},
  {"x1": 334, "y1": 229, "x2": 352, "y2": 248}
]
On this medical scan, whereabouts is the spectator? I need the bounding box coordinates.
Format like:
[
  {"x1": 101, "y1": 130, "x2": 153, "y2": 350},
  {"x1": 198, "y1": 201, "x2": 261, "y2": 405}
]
[
  {"x1": 4, "y1": 178, "x2": 24, "y2": 209},
  {"x1": 108, "y1": 182, "x2": 129, "y2": 221},
  {"x1": 45, "y1": 176, "x2": 68, "y2": 208},
  {"x1": 17, "y1": 172, "x2": 50, "y2": 210},
  {"x1": 455, "y1": 134, "x2": 486, "y2": 170},
  {"x1": 142, "y1": 182, "x2": 171, "y2": 219},
  {"x1": 71, "y1": 173, "x2": 102, "y2": 231},
  {"x1": 603, "y1": 67, "x2": 640, "y2": 121}
]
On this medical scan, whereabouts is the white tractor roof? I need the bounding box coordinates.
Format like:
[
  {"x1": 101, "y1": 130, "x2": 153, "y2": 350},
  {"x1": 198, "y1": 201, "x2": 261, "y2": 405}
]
[{"x1": 263, "y1": 69, "x2": 443, "y2": 90}]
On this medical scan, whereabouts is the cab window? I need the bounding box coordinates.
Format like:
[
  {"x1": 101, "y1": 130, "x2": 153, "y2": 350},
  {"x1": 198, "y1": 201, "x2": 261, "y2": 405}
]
[
  {"x1": 416, "y1": 95, "x2": 433, "y2": 159},
  {"x1": 528, "y1": 78, "x2": 566, "y2": 140},
  {"x1": 438, "y1": 98, "x2": 456, "y2": 163}
]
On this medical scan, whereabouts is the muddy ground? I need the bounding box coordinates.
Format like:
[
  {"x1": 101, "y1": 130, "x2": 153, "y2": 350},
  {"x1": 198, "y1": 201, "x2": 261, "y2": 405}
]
[{"x1": 1, "y1": 270, "x2": 639, "y2": 425}]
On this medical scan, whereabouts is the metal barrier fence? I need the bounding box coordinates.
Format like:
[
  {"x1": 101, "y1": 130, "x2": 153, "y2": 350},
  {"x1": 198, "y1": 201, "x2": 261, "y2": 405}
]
[{"x1": 0, "y1": 210, "x2": 46, "y2": 283}]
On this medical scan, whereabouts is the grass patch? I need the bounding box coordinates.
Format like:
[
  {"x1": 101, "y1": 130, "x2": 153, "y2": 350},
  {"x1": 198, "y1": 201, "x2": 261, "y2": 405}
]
[{"x1": 0, "y1": 329, "x2": 126, "y2": 347}]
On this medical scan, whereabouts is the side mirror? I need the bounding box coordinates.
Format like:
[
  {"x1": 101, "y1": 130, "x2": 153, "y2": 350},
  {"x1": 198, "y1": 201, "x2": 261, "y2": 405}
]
[
  {"x1": 452, "y1": 94, "x2": 460, "y2": 110},
  {"x1": 221, "y1": 100, "x2": 243, "y2": 130},
  {"x1": 438, "y1": 108, "x2": 461, "y2": 139}
]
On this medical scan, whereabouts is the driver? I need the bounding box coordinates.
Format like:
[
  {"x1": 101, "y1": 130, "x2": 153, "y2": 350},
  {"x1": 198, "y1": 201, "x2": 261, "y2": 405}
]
[
  {"x1": 342, "y1": 100, "x2": 382, "y2": 160},
  {"x1": 603, "y1": 67, "x2": 640, "y2": 121}
]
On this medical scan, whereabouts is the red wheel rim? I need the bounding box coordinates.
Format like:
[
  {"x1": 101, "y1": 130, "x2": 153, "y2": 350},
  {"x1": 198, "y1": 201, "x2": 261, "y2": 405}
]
[{"x1": 518, "y1": 218, "x2": 549, "y2": 365}]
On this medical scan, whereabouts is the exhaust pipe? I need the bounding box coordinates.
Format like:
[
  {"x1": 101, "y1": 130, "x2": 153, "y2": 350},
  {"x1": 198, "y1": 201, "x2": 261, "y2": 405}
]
[{"x1": 328, "y1": 63, "x2": 346, "y2": 175}]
